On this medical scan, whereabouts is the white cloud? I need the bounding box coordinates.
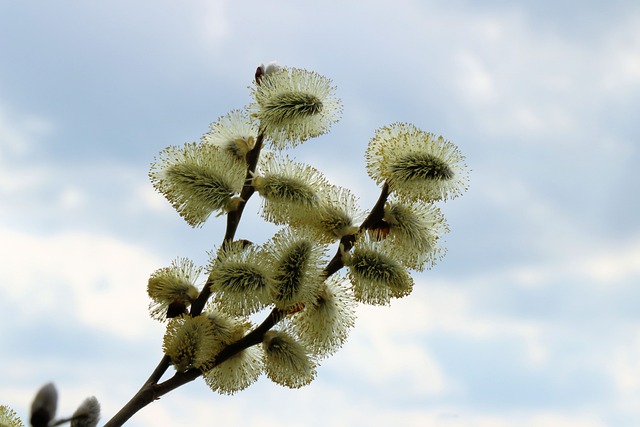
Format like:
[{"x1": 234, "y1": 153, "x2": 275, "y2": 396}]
[
  {"x1": 197, "y1": 0, "x2": 231, "y2": 46},
  {"x1": 610, "y1": 330, "x2": 640, "y2": 394},
  {"x1": 492, "y1": 234, "x2": 640, "y2": 289},
  {"x1": 443, "y1": 5, "x2": 640, "y2": 144},
  {"x1": 56, "y1": 187, "x2": 87, "y2": 211},
  {"x1": 129, "y1": 181, "x2": 168, "y2": 213},
  {"x1": 342, "y1": 309, "x2": 451, "y2": 395},
  {"x1": 601, "y1": 16, "x2": 640, "y2": 93},
  {"x1": 454, "y1": 51, "x2": 497, "y2": 106},
  {"x1": 404, "y1": 283, "x2": 549, "y2": 367},
  {"x1": 420, "y1": 411, "x2": 607, "y2": 427},
  {"x1": 0, "y1": 104, "x2": 52, "y2": 195},
  {"x1": 131, "y1": 383, "x2": 611, "y2": 427},
  {"x1": 0, "y1": 227, "x2": 162, "y2": 339}
]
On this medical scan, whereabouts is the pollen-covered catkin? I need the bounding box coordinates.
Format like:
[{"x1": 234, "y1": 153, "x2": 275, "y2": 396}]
[
  {"x1": 249, "y1": 67, "x2": 342, "y2": 149},
  {"x1": 149, "y1": 142, "x2": 246, "y2": 227},
  {"x1": 344, "y1": 235, "x2": 414, "y2": 305},
  {"x1": 147, "y1": 257, "x2": 201, "y2": 321},
  {"x1": 366, "y1": 122, "x2": 469, "y2": 202},
  {"x1": 264, "y1": 228, "x2": 326, "y2": 310},
  {"x1": 262, "y1": 330, "x2": 316, "y2": 388},
  {"x1": 208, "y1": 243, "x2": 274, "y2": 316},
  {"x1": 290, "y1": 274, "x2": 356, "y2": 358}
]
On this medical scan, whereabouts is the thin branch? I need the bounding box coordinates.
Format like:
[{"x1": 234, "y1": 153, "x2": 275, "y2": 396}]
[
  {"x1": 102, "y1": 382, "x2": 155, "y2": 427},
  {"x1": 153, "y1": 308, "x2": 285, "y2": 397},
  {"x1": 103, "y1": 131, "x2": 267, "y2": 427},
  {"x1": 359, "y1": 182, "x2": 390, "y2": 230},
  {"x1": 102, "y1": 81, "x2": 392, "y2": 425},
  {"x1": 322, "y1": 182, "x2": 390, "y2": 278}
]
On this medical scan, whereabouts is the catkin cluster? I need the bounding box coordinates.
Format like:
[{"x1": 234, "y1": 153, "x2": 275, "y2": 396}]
[
  {"x1": 145, "y1": 62, "x2": 469, "y2": 394},
  {"x1": 3, "y1": 62, "x2": 470, "y2": 427}
]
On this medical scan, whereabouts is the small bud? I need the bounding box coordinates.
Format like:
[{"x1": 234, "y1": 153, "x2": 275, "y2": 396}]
[
  {"x1": 70, "y1": 397, "x2": 100, "y2": 427},
  {"x1": 166, "y1": 301, "x2": 189, "y2": 318},
  {"x1": 30, "y1": 382, "x2": 57, "y2": 427},
  {"x1": 224, "y1": 196, "x2": 245, "y2": 214},
  {"x1": 255, "y1": 65, "x2": 265, "y2": 84},
  {"x1": 264, "y1": 61, "x2": 282, "y2": 75}
]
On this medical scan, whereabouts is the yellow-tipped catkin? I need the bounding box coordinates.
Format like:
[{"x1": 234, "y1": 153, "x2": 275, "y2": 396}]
[
  {"x1": 0, "y1": 406, "x2": 23, "y2": 427},
  {"x1": 202, "y1": 309, "x2": 242, "y2": 349},
  {"x1": 201, "y1": 314, "x2": 263, "y2": 394},
  {"x1": 263, "y1": 330, "x2": 316, "y2": 388},
  {"x1": 263, "y1": 227, "x2": 326, "y2": 310},
  {"x1": 366, "y1": 123, "x2": 469, "y2": 202},
  {"x1": 162, "y1": 315, "x2": 218, "y2": 372},
  {"x1": 291, "y1": 274, "x2": 356, "y2": 358},
  {"x1": 254, "y1": 154, "x2": 329, "y2": 225},
  {"x1": 250, "y1": 67, "x2": 342, "y2": 149},
  {"x1": 208, "y1": 243, "x2": 274, "y2": 317},
  {"x1": 383, "y1": 200, "x2": 449, "y2": 271},
  {"x1": 344, "y1": 235, "x2": 414, "y2": 305},
  {"x1": 203, "y1": 345, "x2": 263, "y2": 395},
  {"x1": 147, "y1": 257, "x2": 201, "y2": 321},
  {"x1": 287, "y1": 185, "x2": 361, "y2": 243},
  {"x1": 149, "y1": 142, "x2": 246, "y2": 227},
  {"x1": 201, "y1": 109, "x2": 258, "y2": 160}
]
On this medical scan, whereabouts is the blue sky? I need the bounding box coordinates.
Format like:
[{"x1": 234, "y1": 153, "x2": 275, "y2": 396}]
[{"x1": 1, "y1": 1, "x2": 639, "y2": 426}]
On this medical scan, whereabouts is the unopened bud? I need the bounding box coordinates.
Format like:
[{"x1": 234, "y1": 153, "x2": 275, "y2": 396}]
[
  {"x1": 264, "y1": 61, "x2": 281, "y2": 75},
  {"x1": 70, "y1": 396, "x2": 100, "y2": 427},
  {"x1": 30, "y1": 382, "x2": 57, "y2": 427}
]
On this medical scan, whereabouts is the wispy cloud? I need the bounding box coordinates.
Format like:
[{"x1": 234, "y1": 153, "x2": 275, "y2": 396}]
[{"x1": 2, "y1": 1, "x2": 639, "y2": 426}]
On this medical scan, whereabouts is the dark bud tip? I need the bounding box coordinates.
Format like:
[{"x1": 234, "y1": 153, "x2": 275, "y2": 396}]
[
  {"x1": 238, "y1": 239, "x2": 253, "y2": 249},
  {"x1": 368, "y1": 221, "x2": 391, "y2": 240},
  {"x1": 287, "y1": 303, "x2": 305, "y2": 315},
  {"x1": 255, "y1": 66, "x2": 265, "y2": 85}
]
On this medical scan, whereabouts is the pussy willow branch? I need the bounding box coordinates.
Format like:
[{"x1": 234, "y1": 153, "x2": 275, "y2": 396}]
[
  {"x1": 103, "y1": 134, "x2": 266, "y2": 427},
  {"x1": 103, "y1": 135, "x2": 391, "y2": 427},
  {"x1": 152, "y1": 182, "x2": 393, "y2": 400},
  {"x1": 153, "y1": 307, "x2": 285, "y2": 396},
  {"x1": 104, "y1": 69, "x2": 275, "y2": 427},
  {"x1": 104, "y1": 308, "x2": 286, "y2": 427}
]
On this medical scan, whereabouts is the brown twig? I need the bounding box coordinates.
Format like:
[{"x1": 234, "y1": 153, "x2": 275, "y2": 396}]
[
  {"x1": 102, "y1": 75, "x2": 391, "y2": 424},
  {"x1": 322, "y1": 182, "x2": 390, "y2": 278},
  {"x1": 104, "y1": 85, "x2": 267, "y2": 427}
]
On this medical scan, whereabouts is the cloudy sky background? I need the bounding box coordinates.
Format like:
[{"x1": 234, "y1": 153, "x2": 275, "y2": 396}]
[{"x1": 1, "y1": 0, "x2": 639, "y2": 426}]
